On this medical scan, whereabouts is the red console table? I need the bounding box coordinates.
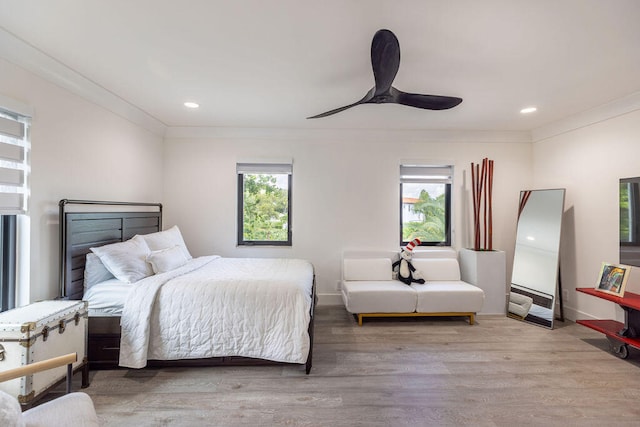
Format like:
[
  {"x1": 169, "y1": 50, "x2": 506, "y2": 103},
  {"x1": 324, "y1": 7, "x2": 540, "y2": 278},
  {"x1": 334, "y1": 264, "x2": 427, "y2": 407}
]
[{"x1": 576, "y1": 287, "x2": 640, "y2": 359}]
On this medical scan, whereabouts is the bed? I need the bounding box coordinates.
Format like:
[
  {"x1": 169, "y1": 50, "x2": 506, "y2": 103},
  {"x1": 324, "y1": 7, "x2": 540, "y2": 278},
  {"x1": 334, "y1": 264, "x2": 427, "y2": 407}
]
[{"x1": 59, "y1": 199, "x2": 316, "y2": 374}]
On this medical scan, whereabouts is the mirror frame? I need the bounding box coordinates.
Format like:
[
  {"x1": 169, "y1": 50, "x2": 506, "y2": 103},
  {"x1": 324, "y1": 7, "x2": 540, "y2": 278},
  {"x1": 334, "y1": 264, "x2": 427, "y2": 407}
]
[{"x1": 508, "y1": 188, "x2": 565, "y2": 329}]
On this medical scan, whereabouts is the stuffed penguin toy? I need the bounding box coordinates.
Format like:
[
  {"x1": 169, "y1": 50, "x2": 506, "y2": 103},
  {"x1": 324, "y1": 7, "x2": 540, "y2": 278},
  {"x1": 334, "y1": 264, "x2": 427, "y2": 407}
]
[{"x1": 392, "y1": 238, "x2": 425, "y2": 285}]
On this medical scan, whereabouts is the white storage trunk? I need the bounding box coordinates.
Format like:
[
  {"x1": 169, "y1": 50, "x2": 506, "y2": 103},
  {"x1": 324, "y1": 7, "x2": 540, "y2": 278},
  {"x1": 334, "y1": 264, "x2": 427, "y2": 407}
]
[{"x1": 0, "y1": 300, "x2": 88, "y2": 405}]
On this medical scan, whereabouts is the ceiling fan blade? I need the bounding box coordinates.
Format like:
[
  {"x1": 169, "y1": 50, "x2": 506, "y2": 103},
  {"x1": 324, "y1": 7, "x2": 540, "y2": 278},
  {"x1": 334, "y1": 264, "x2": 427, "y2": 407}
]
[
  {"x1": 307, "y1": 88, "x2": 375, "y2": 119},
  {"x1": 393, "y1": 89, "x2": 463, "y2": 110},
  {"x1": 306, "y1": 103, "x2": 361, "y2": 119},
  {"x1": 371, "y1": 29, "x2": 400, "y2": 95}
]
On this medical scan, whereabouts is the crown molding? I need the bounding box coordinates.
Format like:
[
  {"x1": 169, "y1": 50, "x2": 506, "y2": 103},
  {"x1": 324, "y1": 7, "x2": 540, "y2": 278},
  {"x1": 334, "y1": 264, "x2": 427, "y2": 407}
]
[
  {"x1": 164, "y1": 126, "x2": 532, "y2": 143},
  {"x1": 531, "y1": 91, "x2": 640, "y2": 142},
  {"x1": 0, "y1": 28, "x2": 166, "y2": 136}
]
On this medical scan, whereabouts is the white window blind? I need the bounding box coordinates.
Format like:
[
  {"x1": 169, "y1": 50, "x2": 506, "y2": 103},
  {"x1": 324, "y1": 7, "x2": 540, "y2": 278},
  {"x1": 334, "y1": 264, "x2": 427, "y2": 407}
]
[
  {"x1": 0, "y1": 109, "x2": 30, "y2": 214},
  {"x1": 236, "y1": 162, "x2": 292, "y2": 175},
  {"x1": 400, "y1": 164, "x2": 453, "y2": 184}
]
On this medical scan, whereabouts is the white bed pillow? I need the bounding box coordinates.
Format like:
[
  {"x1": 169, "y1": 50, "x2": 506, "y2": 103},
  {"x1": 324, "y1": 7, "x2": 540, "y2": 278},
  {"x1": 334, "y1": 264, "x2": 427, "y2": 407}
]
[
  {"x1": 140, "y1": 225, "x2": 192, "y2": 260},
  {"x1": 84, "y1": 253, "x2": 115, "y2": 290},
  {"x1": 146, "y1": 245, "x2": 189, "y2": 274},
  {"x1": 90, "y1": 235, "x2": 153, "y2": 284}
]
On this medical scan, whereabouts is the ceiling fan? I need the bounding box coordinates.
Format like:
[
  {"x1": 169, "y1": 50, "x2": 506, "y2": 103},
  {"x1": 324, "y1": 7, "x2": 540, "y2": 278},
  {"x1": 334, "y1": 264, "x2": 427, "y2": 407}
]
[{"x1": 308, "y1": 29, "x2": 462, "y2": 119}]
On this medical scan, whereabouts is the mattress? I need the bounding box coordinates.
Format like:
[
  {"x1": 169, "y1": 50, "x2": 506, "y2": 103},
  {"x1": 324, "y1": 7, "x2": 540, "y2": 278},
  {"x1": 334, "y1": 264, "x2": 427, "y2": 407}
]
[
  {"x1": 83, "y1": 279, "x2": 132, "y2": 316},
  {"x1": 118, "y1": 256, "x2": 314, "y2": 368}
]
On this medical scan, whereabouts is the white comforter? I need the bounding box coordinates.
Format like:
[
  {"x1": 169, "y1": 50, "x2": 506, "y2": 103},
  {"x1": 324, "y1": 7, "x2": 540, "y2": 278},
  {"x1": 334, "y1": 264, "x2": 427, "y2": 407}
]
[{"x1": 119, "y1": 256, "x2": 314, "y2": 368}]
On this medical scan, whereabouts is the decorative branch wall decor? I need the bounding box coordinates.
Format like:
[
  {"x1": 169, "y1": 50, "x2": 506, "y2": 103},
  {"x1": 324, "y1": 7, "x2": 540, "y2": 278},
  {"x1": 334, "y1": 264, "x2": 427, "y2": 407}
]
[{"x1": 471, "y1": 158, "x2": 494, "y2": 251}]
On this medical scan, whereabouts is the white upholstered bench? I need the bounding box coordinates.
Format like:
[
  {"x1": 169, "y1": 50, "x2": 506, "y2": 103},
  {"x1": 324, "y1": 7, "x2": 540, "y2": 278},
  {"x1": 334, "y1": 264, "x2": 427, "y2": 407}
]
[{"x1": 341, "y1": 249, "x2": 485, "y2": 326}]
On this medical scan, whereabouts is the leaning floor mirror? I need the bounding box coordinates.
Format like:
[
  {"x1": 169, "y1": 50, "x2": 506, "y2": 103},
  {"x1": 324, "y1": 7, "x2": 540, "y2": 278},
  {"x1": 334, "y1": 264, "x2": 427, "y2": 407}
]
[{"x1": 508, "y1": 189, "x2": 565, "y2": 329}]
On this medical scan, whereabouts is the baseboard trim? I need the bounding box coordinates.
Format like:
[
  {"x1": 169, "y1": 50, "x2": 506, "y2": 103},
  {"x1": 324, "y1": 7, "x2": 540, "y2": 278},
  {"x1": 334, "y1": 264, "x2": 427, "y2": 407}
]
[{"x1": 317, "y1": 293, "x2": 343, "y2": 306}]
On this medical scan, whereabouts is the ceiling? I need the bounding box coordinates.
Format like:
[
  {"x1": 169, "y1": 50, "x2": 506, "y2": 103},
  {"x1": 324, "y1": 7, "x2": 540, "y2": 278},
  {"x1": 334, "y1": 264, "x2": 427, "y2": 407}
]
[{"x1": 1, "y1": 0, "x2": 640, "y2": 134}]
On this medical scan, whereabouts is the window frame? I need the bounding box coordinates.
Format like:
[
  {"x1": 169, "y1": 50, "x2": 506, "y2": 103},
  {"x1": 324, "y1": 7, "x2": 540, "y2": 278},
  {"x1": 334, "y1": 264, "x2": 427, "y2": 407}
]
[
  {"x1": 236, "y1": 163, "x2": 292, "y2": 246},
  {"x1": 399, "y1": 165, "x2": 452, "y2": 247},
  {"x1": 0, "y1": 215, "x2": 16, "y2": 312}
]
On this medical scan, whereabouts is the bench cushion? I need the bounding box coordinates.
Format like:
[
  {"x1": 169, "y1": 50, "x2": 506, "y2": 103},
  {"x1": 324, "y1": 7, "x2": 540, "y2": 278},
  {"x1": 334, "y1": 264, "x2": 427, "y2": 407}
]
[
  {"x1": 412, "y1": 248, "x2": 457, "y2": 259},
  {"x1": 508, "y1": 292, "x2": 533, "y2": 317},
  {"x1": 343, "y1": 258, "x2": 392, "y2": 281},
  {"x1": 342, "y1": 280, "x2": 416, "y2": 313},
  {"x1": 411, "y1": 281, "x2": 484, "y2": 313},
  {"x1": 411, "y1": 258, "x2": 461, "y2": 281}
]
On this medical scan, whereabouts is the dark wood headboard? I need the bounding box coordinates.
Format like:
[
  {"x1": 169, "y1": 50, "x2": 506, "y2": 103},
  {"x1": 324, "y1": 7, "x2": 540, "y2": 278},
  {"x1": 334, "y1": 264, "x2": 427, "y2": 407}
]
[{"x1": 59, "y1": 199, "x2": 163, "y2": 300}]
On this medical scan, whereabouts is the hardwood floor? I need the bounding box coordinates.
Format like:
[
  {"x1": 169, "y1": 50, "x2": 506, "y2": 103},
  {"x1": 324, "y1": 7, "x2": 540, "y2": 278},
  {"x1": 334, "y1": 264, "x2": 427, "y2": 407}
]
[{"x1": 51, "y1": 306, "x2": 640, "y2": 426}]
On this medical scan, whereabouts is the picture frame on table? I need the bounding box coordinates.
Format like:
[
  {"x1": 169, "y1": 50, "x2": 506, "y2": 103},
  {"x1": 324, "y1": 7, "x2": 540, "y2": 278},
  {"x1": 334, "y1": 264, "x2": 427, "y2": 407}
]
[{"x1": 595, "y1": 262, "x2": 631, "y2": 297}]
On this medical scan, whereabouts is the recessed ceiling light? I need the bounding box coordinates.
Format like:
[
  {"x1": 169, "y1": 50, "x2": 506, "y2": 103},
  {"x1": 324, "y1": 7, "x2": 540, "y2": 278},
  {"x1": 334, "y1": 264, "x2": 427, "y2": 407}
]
[
  {"x1": 520, "y1": 106, "x2": 537, "y2": 114},
  {"x1": 184, "y1": 101, "x2": 199, "y2": 109}
]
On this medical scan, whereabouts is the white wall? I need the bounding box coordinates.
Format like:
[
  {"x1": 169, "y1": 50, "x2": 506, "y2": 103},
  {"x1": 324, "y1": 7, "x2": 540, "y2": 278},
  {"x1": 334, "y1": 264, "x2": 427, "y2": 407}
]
[
  {"x1": 0, "y1": 58, "x2": 164, "y2": 303},
  {"x1": 3, "y1": 40, "x2": 636, "y2": 322},
  {"x1": 164, "y1": 132, "x2": 532, "y2": 304},
  {"x1": 0, "y1": 54, "x2": 533, "y2": 308},
  {"x1": 533, "y1": 109, "x2": 640, "y2": 322}
]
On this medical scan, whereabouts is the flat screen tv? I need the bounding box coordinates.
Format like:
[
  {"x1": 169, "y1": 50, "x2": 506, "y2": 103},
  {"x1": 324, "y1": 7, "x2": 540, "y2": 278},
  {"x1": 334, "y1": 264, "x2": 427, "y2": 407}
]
[{"x1": 620, "y1": 177, "x2": 640, "y2": 267}]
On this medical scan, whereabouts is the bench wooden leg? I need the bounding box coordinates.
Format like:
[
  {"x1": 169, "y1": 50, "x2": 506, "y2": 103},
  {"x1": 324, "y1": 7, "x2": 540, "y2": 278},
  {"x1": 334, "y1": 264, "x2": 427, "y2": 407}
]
[
  {"x1": 81, "y1": 360, "x2": 90, "y2": 388},
  {"x1": 358, "y1": 314, "x2": 363, "y2": 326},
  {"x1": 469, "y1": 313, "x2": 475, "y2": 325}
]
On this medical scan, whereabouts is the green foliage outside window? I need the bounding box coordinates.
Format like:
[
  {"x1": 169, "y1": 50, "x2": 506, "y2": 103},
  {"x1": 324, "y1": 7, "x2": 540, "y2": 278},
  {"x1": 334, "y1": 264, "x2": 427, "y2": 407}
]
[
  {"x1": 402, "y1": 189, "x2": 446, "y2": 243},
  {"x1": 242, "y1": 174, "x2": 289, "y2": 241},
  {"x1": 620, "y1": 183, "x2": 630, "y2": 242}
]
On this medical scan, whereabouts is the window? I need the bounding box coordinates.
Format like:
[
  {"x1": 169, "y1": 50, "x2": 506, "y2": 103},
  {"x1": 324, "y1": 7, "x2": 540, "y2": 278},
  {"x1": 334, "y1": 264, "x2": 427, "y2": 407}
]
[
  {"x1": 0, "y1": 107, "x2": 30, "y2": 311},
  {"x1": 620, "y1": 178, "x2": 638, "y2": 244},
  {"x1": 400, "y1": 164, "x2": 452, "y2": 246},
  {"x1": 237, "y1": 162, "x2": 292, "y2": 246}
]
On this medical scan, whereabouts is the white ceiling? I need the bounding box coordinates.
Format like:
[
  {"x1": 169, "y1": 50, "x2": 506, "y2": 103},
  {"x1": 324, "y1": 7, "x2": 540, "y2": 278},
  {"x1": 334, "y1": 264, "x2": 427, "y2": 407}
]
[{"x1": 1, "y1": 0, "x2": 640, "y2": 134}]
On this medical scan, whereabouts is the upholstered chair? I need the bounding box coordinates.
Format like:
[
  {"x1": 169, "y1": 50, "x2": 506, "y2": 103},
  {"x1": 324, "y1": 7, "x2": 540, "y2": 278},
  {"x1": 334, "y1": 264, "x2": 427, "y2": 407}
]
[{"x1": 0, "y1": 353, "x2": 99, "y2": 427}]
